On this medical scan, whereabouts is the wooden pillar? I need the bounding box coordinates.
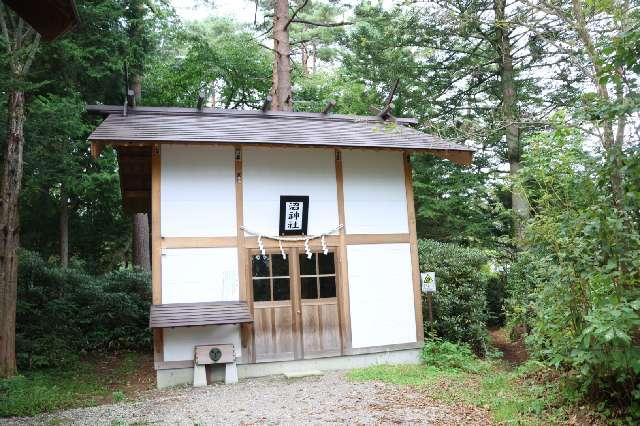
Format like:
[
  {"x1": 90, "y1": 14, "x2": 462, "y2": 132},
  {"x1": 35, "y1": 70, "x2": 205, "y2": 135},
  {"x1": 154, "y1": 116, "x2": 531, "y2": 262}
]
[
  {"x1": 290, "y1": 247, "x2": 303, "y2": 359},
  {"x1": 404, "y1": 152, "x2": 424, "y2": 343},
  {"x1": 235, "y1": 146, "x2": 254, "y2": 363},
  {"x1": 151, "y1": 144, "x2": 163, "y2": 363},
  {"x1": 334, "y1": 149, "x2": 352, "y2": 353}
]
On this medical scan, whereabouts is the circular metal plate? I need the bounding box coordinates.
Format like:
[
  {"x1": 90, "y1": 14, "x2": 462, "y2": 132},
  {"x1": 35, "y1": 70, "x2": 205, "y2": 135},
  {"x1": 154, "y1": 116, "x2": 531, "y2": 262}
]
[{"x1": 209, "y1": 347, "x2": 222, "y2": 362}]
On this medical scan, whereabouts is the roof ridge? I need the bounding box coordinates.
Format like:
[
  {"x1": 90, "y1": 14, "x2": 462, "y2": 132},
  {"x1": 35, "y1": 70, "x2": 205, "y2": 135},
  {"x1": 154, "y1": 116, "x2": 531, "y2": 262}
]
[{"x1": 85, "y1": 105, "x2": 419, "y2": 126}]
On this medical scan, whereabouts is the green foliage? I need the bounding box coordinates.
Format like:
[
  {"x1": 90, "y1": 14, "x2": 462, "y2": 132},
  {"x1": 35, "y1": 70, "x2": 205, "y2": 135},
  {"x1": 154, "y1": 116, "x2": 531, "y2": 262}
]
[
  {"x1": 144, "y1": 18, "x2": 272, "y2": 108},
  {"x1": 506, "y1": 125, "x2": 640, "y2": 418},
  {"x1": 418, "y1": 239, "x2": 491, "y2": 355},
  {"x1": 16, "y1": 250, "x2": 151, "y2": 370},
  {"x1": 111, "y1": 390, "x2": 126, "y2": 403},
  {"x1": 421, "y1": 340, "x2": 486, "y2": 373},
  {"x1": 0, "y1": 352, "x2": 149, "y2": 417},
  {"x1": 0, "y1": 366, "x2": 105, "y2": 417}
]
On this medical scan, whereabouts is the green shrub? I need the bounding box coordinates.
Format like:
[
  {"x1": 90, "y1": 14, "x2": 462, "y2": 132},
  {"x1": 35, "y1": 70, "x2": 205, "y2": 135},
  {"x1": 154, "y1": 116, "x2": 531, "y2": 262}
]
[
  {"x1": 16, "y1": 250, "x2": 151, "y2": 369},
  {"x1": 506, "y1": 127, "x2": 640, "y2": 419},
  {"x1": 421, "y1": 339, "x2": 486, "y2": 373},
  {"x1": 418, "y1": 239, "x2": 490, "y2": 355}
]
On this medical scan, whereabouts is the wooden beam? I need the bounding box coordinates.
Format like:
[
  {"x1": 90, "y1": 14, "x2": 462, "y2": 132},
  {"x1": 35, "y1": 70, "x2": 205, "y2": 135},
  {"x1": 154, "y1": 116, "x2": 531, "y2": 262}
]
[
  {"x1": 335, "y1": 149, "x2": 352, "y2": 353},
  {"x1": 161, "y1": 236, "x2": 237, "y2": 249},
  {"x1": 290, "y1": 247, "x2": 303, "y2": 360},
  {"x1": 345, "y1": 233, "x2": 409, "y2": 245},
  {"x1": 235, "y1": 146, "x2": 254, "y2": 364},
  {"x1": 159, "y1": 233, "x2": 409, "y2": 250},
  {"x1": 343, "y1": 341, "x2": 422, "y2": 356},
  {"x1": 404, "y1": 152, "x2": 424, "y2": 344},
  {"x1": 151, "y1": 144, "x2": 163, "y2": 365}
]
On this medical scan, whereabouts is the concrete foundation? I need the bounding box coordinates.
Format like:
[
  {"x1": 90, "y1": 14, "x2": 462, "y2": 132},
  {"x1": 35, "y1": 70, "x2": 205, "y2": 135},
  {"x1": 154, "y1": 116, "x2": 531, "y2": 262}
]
[{"x1": 156, "y1": 348, "x2": 421, "y2": 389}]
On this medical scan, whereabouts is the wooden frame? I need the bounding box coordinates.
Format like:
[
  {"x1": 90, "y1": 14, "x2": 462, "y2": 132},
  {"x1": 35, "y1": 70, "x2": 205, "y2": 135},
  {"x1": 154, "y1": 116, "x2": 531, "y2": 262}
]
[
  {"x1": 404, "y1": 152, "x2": 424, "y2": 343},
  {"x1": 151, "y1": 144, "x2": 163, "y2": 364},
  {"x1": 334, "y1": 149, "x2": 352, "y2": 353},
  {"x1": 235, "y1": 146, "x2": 254, "y2": 364},
  {"x1": 159, "y1": 234, "x2": 409, "y2": 250}
]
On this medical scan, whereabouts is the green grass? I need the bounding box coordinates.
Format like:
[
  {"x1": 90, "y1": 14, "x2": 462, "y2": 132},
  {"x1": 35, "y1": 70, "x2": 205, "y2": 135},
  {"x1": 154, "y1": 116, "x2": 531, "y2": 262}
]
[
  {"x1": 349, "y1": 360, "x2": 572, "y2": 425},
  {"x1": 0, "y1": 352, "x2": 148, "y2": 418},
  {"x1": 0, "y1": 363, "x2": 110, "y2": 417}
]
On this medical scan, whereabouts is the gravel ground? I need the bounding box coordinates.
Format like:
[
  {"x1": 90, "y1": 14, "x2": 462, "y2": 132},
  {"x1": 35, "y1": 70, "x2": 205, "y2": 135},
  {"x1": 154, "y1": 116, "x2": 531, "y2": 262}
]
[{"x1": 2, "y1": 371, "x2": 491, "y2": 425}]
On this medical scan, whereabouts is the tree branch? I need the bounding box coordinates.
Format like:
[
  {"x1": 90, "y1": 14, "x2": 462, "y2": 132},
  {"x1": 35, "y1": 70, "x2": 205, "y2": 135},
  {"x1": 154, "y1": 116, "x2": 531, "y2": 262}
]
[
  {"x1": 290, "y1": 19, "x2": 353, "y2": 27},
  {"x1": 284, "y1": 0, "x2": 309, "y2": 31},
  {"x1": 21, "y1": 31, "x2": 40, "y2": 75}
]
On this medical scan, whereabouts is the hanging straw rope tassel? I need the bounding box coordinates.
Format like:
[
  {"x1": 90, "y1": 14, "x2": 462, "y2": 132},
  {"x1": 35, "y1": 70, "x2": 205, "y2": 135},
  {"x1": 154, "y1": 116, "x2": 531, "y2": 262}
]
[
  {"x1": 304, "y1": 238, "x2": 312, "y2": 259},
  {"x1": 279, "y1": 239, "x2": 286, "y2": 259},
  {"x1": 321, "y1": 234, "x2": 328, "y2": 255}
]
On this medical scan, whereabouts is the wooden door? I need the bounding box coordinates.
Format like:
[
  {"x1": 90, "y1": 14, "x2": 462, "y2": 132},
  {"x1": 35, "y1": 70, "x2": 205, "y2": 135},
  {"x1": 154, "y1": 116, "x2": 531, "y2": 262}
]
[
  {"x1": 251, "y1": 252, "x2": 295, "y2": 362},
  {"x1": 250, "y1": 249, "x2": 341, "y2": 362},
  {"x1": 298, "y1": 250, "x2": 341, "y2": 358}
]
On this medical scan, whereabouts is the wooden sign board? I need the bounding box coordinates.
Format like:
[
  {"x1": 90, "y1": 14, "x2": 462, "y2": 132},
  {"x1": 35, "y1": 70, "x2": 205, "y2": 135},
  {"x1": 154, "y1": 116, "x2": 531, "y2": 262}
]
[{"x1": 279, "y1": 195, "x2": 309, "y2": 236}]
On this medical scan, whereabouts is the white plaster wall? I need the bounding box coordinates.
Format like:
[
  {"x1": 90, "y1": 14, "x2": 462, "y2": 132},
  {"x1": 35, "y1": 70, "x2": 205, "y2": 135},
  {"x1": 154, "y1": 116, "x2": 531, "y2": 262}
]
[
  {"x1": 342, "y1": 150, "x2": 408, "y2": 234},
  {"x1": 242, "y1": 147, "x2": 339, "y2": 235},
  {"x1": 163, "y1": 325, "x2": 242, "y2": 361},
  {"x1": 161, "y1": 145, "x2": 236, "y2": 237},
  {"x1": 161, "y1": 248, "x2": 239, "y2": 304},
  {"x1": 347, "y1": 243, "x2": 416, "y2": 348}
]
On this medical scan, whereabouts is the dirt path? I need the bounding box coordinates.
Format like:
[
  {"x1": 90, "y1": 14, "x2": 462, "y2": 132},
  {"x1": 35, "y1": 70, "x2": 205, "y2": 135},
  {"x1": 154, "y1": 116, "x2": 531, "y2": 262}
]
[
  {"x1": 3, "y1": 371, "x2": 490, "y2": 425},
  {"x1": 489, "y1": 328, "x2": 528, "y2": 366}
]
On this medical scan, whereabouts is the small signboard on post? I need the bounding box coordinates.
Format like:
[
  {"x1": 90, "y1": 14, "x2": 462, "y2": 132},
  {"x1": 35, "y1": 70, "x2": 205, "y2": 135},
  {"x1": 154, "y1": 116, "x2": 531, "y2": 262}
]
[
  {"x1": 420, "y1": 272, "x2": 436, "y2": 293},
  {"x1": 420, "y1": 272, "x2": 436, "y2": 324}
]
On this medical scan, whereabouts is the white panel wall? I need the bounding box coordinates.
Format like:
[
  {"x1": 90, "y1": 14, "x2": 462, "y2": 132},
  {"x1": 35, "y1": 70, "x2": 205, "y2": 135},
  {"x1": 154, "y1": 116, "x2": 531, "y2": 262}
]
[
  {"x1": 342, "y1": 150, "x2": 408, "y2": 234},
  {"x1": 162, "y1": 248, "x2": 239, "y2": 304},
  {"x1": 347, "y1": 243, "x2": 416, "y2": 348},
  {"x1": 161, "y1": 145, "x2": 236, "y2": 237},
  {"x1": 163, "y1": 325, "x2": 242, "y2": 361},
  {"x1": 243, "y1": 147, "x2": 339, "y2": 235}
]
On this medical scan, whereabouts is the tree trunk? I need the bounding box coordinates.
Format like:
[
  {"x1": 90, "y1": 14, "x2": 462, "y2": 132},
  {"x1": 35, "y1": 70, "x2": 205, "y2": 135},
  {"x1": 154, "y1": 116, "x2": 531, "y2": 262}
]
[
  {"x1": 0, "y1": 90, "x2": 26, "y2": 378},
  {"x1": 301, "y1": 43, "x2": 309, "y2": 76},
  {"x1": 311, "y1": 42, "x2": 317, "y2": 74},
  {"x1": 271, "y1": 0, "x2": 292, "y2": 111},
  {"x1": 570, "y1": 0, "x2": 625, "y2": 212},
  {"x1": 495, "y1": 0, "x2": 529, "y2": 242},
  {"x1": 128, "y1": 2, "x2": 151, "y2": 271},
  {"x1": 59, "y1": 189, "x2": 69, "y2": 268},
  {"x1": 132, "y1": 213, "x2": 150, "y2": 271},
  {"x1": 131, "y1": 74, "x2": 142, "y2": 106},
  {"x1": 130, "y1": 73, "x2": 150, "y2": 271}
]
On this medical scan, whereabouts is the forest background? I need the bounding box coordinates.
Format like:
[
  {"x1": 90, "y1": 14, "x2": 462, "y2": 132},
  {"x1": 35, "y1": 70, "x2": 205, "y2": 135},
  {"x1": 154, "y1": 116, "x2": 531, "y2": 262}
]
[{"x1": 0, "y1": 0, "x2": 638, "y2": 421}]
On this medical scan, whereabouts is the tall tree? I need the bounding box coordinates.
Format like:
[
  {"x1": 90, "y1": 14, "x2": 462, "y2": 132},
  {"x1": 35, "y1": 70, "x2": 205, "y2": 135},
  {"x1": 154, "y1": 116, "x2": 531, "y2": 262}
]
[
  {"x1": 0, "y1": 5, "x2": 40, "y2": 378},
  {"x1": 271, "y1": 0, "x2": 293, "y2": 111},
  {"x1": 494, "y1": 0, "x2": 529, "y2": 242},
  {"x1": 263, "y1": 0, "x2": 352, "y2": 112},
  {"x1": 128, "y1": 0, "x2": 151, "y2": 271},
  {"x1": 518, "y1": 0, "x2": 639, "y2": 213}
]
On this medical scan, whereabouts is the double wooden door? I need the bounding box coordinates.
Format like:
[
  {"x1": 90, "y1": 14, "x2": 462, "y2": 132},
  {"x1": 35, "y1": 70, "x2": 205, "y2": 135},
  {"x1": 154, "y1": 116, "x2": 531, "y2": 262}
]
[{"x1": 250, "y1": 248, "x2": 341, "y2": 362}]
